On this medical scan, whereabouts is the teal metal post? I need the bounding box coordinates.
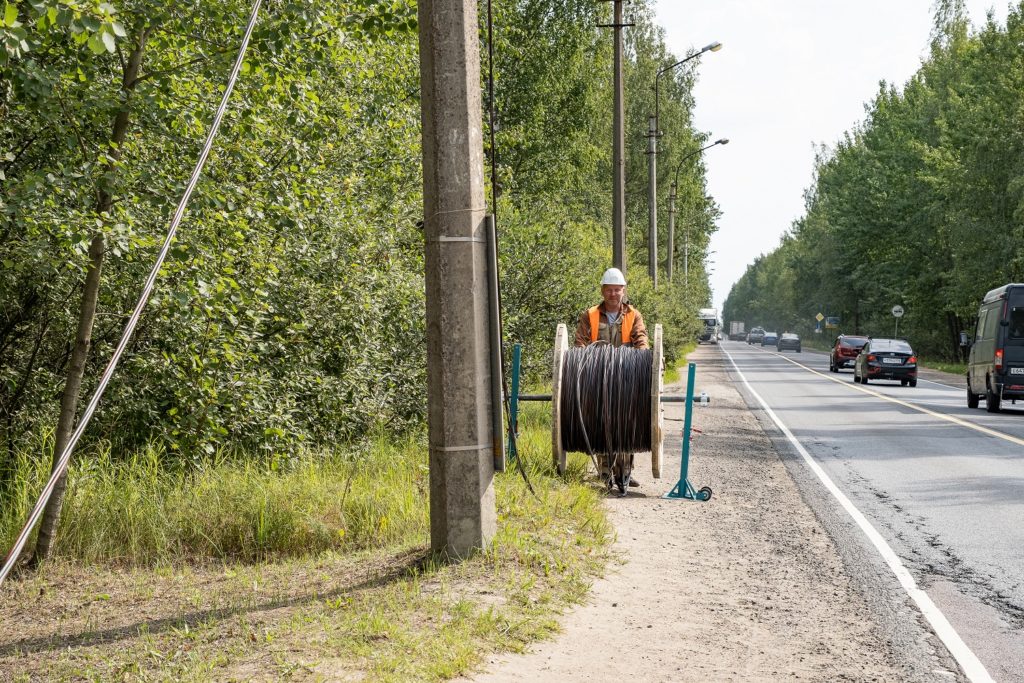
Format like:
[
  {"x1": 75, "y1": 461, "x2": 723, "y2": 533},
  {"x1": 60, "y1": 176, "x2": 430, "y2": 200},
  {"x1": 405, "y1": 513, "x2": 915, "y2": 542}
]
[
  {"x1": 507, "y1": 344, "x2": 522, "y2": 462},
  {"x1": 665, "y1": 362, "x2": 711, "y2": 501}
]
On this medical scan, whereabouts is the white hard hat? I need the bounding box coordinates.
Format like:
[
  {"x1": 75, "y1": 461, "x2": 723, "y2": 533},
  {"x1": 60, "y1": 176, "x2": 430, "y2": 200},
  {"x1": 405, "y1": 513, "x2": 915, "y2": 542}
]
[{"x1": 600, "y1": 267, "x2": 626, "y2": 286}]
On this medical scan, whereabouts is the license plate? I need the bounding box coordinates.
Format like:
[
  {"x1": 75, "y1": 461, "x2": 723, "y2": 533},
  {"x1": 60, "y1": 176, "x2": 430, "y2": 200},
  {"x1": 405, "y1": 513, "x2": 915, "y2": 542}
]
[
  {"x1": 882, "y1": 357, "x2": 901, "y2": 364},
  {"x1": 1011, "y1": 367, "x2": 1024, "y2": 375}
]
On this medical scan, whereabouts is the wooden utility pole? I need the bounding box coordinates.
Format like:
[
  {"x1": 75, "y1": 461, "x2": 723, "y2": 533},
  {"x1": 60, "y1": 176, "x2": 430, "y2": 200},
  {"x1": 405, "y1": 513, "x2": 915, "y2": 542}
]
[
  {"x1": 600, "y1": 1, "x2": 630, "y2": 275},
  {"x1": 418, "y1": 0, "x2": 497, "y2": 558},
  {"x1": 646, "y1": 114, "x2": 657, "y2": 287}
]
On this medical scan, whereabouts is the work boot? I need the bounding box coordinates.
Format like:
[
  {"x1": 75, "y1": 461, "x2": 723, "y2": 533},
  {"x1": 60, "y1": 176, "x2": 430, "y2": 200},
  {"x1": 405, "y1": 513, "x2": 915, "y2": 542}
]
[{"x1": 628, "y1": 477, "x2": 640, "y2": 487}]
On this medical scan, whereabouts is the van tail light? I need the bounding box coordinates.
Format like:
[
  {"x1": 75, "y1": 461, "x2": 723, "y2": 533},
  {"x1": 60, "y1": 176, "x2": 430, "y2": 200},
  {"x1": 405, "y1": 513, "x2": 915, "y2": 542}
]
[
  {"x1": 908, "y1": 356, "x2": 917, "y2": 364},
  {"x1": 867, "y1": 354, "x2": 877, "y2": 362},
  {"x1": 995, "y1": 349, "x2": 1004, "y2": 370}
]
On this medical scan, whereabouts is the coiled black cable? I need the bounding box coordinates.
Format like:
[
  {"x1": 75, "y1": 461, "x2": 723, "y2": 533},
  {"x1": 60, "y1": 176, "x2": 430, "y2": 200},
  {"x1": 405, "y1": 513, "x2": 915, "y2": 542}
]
[{"x1": 560, "y1": 343, "x2": 653, "y2": 458}]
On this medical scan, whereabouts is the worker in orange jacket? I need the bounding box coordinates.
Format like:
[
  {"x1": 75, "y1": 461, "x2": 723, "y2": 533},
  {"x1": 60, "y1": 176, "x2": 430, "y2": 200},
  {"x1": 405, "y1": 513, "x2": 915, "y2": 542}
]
[
  {"x1": 573, "y1": 267, "x2": 649, "y2": 489},
  {"x1": 573, "y1": 267, "x2": 649, "y2": 349}
]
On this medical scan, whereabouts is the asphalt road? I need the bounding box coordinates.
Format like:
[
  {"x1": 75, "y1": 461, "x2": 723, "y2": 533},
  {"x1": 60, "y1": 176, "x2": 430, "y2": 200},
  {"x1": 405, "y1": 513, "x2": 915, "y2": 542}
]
[{"x1": 718, "y1": 340, "x2": 1024, "y2": 683}]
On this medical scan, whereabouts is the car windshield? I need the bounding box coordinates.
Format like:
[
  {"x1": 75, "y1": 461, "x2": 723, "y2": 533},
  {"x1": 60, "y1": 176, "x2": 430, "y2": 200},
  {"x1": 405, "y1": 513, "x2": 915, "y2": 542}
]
[
  {"x1": 870, "y1": 339, "x2": 913, "y2": 353},
  {"x1": 841, "y1": 337, "x2": 868, "y2": 349},
  {"x1": 781, "y1": 334, "x2": 798, "y2": 339}
]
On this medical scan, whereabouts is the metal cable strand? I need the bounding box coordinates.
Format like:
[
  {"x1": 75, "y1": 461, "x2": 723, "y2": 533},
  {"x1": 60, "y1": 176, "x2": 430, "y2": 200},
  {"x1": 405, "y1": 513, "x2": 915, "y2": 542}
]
[
  {"x1": 560, "y1": 344, "x2": 652, "y2": 459},
  {"x1": 0, "y1": 0, "x2": 263, "y2": 586}
]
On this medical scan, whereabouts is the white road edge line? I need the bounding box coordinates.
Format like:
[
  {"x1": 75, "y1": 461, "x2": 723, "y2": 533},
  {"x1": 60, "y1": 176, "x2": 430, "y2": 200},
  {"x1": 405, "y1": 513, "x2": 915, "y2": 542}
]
[{"x1": 721, "y1": 345, "x2": 994, "y2": 683}]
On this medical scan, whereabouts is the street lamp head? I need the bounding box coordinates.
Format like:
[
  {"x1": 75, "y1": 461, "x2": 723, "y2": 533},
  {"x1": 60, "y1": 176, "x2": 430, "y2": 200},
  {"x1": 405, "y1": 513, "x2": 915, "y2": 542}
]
[
  {"x1": 716, "y1": 138, "x2": 730, "y2": 145},
  {"x1": 703, "y1": 41, "x2": 723, "y2": 53}
]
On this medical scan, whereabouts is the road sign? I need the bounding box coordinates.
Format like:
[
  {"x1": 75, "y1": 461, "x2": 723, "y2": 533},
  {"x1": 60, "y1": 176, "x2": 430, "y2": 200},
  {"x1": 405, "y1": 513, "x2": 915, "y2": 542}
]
[
  {"x1": 815, "y1": 312, "x2": 824, "y2": 322},
  {"x1": 892, "y1": 305, "x2": 904, "y2": 318}
]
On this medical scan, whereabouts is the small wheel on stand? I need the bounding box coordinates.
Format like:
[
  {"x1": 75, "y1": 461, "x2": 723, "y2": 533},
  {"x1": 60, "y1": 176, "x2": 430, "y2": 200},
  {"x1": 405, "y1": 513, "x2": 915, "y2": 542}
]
[{"x1": 698, "y1": 486, "x2": 713, "y2": 501}]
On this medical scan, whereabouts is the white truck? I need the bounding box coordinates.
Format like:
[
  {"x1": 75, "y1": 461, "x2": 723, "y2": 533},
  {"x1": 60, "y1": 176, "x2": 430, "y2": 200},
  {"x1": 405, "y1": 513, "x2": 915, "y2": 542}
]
[
  {"x1": 728, "y1": 321, "x2": 745, "y2": 341},
  {"x1": 698, "y1": 308, "x2": 720, "y2": 344}
]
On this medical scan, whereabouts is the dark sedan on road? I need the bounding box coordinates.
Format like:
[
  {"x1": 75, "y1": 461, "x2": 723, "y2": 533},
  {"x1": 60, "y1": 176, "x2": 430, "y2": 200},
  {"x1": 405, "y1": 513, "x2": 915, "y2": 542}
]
[
  {"x1": 830, "y1": 334, "x2": 869, "y2": 372},
  {"x1": 777, "y1": 333, "x2": 801, "y2": 352},
  {"x1": 761, "y1": 331, "x2": 778, "y2": 347},
  {"x1": 854, "y1": 338, "x2": 918, "y2": 386}
]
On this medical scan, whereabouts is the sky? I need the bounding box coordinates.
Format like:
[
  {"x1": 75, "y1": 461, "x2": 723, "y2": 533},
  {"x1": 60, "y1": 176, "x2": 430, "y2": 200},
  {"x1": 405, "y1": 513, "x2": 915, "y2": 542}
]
[{"x1": 651, "y1": 0, "x2": 1013, "y2": 313}]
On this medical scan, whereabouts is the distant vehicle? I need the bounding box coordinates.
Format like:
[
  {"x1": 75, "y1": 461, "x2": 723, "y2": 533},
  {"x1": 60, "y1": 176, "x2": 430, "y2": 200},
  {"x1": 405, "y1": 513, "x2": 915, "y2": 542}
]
[
  {"x1": 830, "y1": 335, "x2": 869, "y2": 372},
  {"x1": 698, "y1": 308, "x2": 720, "y2": 344},
  {"x1": 761, "y1": 331, "x2": 778, "y2": 347},
  {"x1": 728, "y1": 321, "x2": 746, "y2": 341},
  {"x1": 777, "y1": 333, "x2": 801, "y2": 352},
  {"x1": 746, "y1": 327, "x2": 765, "y2": 345},
  {"x1": 854, "y1": 338, "x2": 917, "y2": 386},
  {"x1": 966, "y1": 283, "x2": 1024, "y2": 412}
]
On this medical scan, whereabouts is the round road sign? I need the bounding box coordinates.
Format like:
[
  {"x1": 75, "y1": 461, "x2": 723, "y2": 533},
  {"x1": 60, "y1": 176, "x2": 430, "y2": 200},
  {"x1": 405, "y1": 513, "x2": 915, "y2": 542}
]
[{"x1": 892, "y1": 305, "x2": 904, "y2": 318}]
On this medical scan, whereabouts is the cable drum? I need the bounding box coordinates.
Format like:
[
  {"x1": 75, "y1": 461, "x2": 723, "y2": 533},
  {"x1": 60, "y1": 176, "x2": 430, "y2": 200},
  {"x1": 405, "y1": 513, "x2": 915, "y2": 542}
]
[
  {"x1": 550, "y1": 323, "x2": 664, "y2": 478},
  {"x1": 560, "y1": 345, "x2": 653, "y2": 455}
]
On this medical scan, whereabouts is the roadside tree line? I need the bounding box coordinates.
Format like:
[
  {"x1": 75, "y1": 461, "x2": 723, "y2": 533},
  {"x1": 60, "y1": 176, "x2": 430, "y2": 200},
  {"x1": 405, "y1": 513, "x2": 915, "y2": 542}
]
[
  {"x1": 1, "y1": 0, "x2": 719, "y2": 470},
  {"x1": 724, "y1": 3, "x2": 1024, "y2": 360}
]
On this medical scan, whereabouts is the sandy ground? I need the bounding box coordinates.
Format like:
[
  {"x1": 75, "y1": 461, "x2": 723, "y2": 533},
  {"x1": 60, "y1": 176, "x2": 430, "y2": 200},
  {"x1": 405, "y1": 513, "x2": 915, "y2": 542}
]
[{"x1": 461, "y1": 345, "x2": 957, "y2": 683}]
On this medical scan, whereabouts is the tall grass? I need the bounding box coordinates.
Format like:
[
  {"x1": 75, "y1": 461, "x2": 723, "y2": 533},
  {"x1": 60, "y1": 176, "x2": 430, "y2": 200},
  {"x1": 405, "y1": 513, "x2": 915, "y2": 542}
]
[
  {"x1": 1, "y1": 412, "x2": 609, "y2": 570},
  {"x1": 0, "y1": 431, "x2": 430, "y2": 565}
]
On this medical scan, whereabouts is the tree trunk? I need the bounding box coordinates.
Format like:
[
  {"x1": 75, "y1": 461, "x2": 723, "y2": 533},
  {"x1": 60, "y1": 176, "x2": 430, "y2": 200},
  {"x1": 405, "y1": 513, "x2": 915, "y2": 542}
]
[{"x1": 30, "y1": 32, "x2": 149, "y2": 566}]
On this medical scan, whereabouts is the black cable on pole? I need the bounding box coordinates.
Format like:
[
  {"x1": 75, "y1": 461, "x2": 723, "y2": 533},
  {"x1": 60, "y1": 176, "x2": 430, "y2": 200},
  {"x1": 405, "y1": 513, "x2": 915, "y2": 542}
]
[
  {"x1": 486, "y1": 0, "x2": 499, "y2": 221},
  {"x1": 482, "y1": 0, "x2": 532, "y2": 496}
]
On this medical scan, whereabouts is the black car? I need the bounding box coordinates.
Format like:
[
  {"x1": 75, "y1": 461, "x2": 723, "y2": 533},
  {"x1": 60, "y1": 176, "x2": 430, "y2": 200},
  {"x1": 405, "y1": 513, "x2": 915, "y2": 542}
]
[
  {"x1": 761, "y1": 331, "x2": 778, "y2": 347},
  {"x1": 777, "y1": 333, "x2": 801, "y2": 352},
  {"x1": 854, "y1": 338, "x2": 917, "y2": 386},
  {"x1": 747, "y1": 327, "x2": 765, "y2": 345}
]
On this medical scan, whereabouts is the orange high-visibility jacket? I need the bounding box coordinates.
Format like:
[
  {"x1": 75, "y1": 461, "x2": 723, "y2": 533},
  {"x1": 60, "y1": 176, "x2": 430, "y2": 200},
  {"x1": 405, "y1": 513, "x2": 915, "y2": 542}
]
[{"x1": 588, "y1": 305, "x2": 635, "y2": 344}]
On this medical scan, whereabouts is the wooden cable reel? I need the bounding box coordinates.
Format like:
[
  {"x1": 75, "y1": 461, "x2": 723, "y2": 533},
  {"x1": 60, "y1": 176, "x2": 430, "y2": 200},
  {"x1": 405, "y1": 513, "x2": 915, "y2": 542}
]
[{"x1": 551, "y1": 323, "x2": 665, "y2": 478}]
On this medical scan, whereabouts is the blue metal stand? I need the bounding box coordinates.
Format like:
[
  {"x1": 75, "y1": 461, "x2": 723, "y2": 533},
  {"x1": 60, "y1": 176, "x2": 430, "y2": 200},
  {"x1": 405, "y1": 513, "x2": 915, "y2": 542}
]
[
  {"x1": 665, "y1": 362, "x2": 712, "y2": 501},
  {"x1": 506, "y1": 343, "x2": 522, "y2": 463}
]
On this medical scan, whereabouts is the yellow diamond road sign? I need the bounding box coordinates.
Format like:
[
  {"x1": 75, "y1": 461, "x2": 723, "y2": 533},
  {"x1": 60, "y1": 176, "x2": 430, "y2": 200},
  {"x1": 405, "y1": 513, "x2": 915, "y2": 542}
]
[{"x1": 815, "y1": 313, "x2": 825, "y2": 322}]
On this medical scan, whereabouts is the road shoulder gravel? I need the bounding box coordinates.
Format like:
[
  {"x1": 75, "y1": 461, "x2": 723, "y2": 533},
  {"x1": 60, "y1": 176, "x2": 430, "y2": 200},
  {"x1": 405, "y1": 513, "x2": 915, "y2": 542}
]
[{"x1": 464, "y1": 344, "x2": 960, "y2": 682}]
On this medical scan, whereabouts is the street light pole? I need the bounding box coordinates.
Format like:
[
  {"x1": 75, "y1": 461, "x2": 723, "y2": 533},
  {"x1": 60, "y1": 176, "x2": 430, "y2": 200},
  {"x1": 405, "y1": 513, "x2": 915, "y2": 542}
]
[
  {"x1": 647, "y1": 115, "x2": 657, "y2": 287},
  {"x1": 649, "y1": 41, "x2": 720, "y2": 286},
  {"x1": 668, "y1": 138, "x2": 728, "y2": 287},
  {"x1": 667, "y1": 182, "x2": 676, "y2": 282}
]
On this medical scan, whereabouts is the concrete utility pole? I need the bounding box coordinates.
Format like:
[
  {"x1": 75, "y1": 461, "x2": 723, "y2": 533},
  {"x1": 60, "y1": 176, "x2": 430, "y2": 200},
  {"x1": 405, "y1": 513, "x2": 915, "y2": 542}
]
[
  {"x1": 646, "y1": 115, "x2": 658, "y2": 287},
  {"x1": 667, "y1": 183, "x2": 676, "y2": 283},
  {"x1": 417, "y1": 0, "x2": 496, "y2": 558},
  {"x1": 600, "y1": 0, "x2": 629, "y2": 274}
]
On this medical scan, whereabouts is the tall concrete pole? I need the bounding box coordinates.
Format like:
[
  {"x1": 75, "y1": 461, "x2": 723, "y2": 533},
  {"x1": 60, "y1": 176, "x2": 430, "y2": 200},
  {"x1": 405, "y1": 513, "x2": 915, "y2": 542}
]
[
  {"x1": 646, "y1": 115, "x2": 657, "y2": 287},
  {"x1": 418, "y1": 0, "x2": 496, "y2": 558},
  {"x1": 612, "y1": 0, "x2": 626, "y2": 274},
  {"x1": 667, "y1": 183, "x2": 676, "y2": 283},
  {"x1": 684, "y1": 222, "x2": 689, "y2": 290}
]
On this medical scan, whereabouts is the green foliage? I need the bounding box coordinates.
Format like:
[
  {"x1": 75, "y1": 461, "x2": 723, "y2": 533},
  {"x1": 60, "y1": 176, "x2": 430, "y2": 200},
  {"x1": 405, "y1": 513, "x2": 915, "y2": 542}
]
[
  {"x1": 2, "y1": 0, "x2": 720, "y2": 472},
  {"x1": 725, "y1": 4, "x2": 1024, "y2": 358}
]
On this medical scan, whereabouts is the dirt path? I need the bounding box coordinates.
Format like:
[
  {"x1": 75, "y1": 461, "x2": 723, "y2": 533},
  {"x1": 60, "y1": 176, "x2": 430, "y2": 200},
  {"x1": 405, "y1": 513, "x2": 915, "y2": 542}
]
[{"x1": 461, "y1": 345, "x2": 959, "y2": 682}]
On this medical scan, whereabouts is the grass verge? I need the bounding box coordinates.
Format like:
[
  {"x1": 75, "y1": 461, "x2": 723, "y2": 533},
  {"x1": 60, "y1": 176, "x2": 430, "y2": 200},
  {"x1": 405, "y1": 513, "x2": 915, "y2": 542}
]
[
  {"x1": 0, "y1": 419, "x2": 611, "y2": 681},
  {"x1": 921, "y1": 360, "x2": 967, "y2": 376}
]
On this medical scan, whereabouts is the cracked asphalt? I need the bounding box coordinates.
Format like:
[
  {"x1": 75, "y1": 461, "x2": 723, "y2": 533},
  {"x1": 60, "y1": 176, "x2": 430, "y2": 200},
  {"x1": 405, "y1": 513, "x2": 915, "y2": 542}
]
[{"x1": 725, "y1": 340, "x2": 1024, "y2": 681}]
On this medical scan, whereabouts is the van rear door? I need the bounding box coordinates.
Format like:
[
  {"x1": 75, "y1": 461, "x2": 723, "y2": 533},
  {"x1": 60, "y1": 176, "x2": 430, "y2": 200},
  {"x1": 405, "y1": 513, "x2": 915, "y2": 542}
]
[{"x1": 1004, "y1": 288, "x2": 1024, "y2": 383}]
